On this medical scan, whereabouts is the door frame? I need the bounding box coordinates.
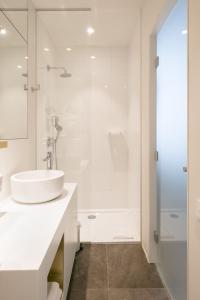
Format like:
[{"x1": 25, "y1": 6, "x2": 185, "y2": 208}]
[{"x1": 145, "y1": 0, "x2": 177, "y2": 262}]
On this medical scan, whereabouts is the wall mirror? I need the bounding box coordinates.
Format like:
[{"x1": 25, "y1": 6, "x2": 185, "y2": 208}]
[{"x1": 0, "y1": 7, "x2": 28, "y2": 140}]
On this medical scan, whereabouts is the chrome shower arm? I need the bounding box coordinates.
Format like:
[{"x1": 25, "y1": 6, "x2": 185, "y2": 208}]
[{"x1": 47, "y1": 65, "x2": 66, "y2": 72}]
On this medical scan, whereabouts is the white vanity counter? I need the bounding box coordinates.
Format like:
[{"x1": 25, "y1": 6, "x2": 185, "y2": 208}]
[{"x1": 0, "y1": 183, "x2": 78, "y2": 300}]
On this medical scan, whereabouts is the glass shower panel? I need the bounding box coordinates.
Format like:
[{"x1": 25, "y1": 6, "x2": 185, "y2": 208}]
[
  {"x1": 156, "y1": 0, "x2": 187, "y2": 299},
  {"x1": 36, "y1": 2, "x2": 139, "y2": 243}
]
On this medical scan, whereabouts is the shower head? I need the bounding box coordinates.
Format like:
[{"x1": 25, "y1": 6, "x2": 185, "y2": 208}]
[
  {"x1": 60, "y1": 70, "x2": 72, "y2": 78},
  {"x1": 47, "y1": 64, "x2": 72, "y2": 78}
]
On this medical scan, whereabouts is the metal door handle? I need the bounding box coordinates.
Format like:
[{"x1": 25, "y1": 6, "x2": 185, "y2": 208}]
[{"x1": 183, "y1": 166, "x2": 187, "y2": 173}]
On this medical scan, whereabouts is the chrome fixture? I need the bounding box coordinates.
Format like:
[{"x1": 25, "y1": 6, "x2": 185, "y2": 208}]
[
  {"x1": 43, "y1": 151, "x2": 53, "y2": 170},
  {"x1": 52, "y1": 116, "x2": 63, "y2": 140},
  {"x1": 46, "y1": 137, "x2": 55, "y2": 147},
  {"x1": 51, "y1": 116, "x2": 63, "y2": 169},
  {"x1": 42, "y1": 117, "x2": 63, "y2": 170},
  {"x1": 47, "y1": 64, "x2": 72, "y2": 78},
  {"x1": 183, "y1": 166, "x2": 188, "y2": 173},
  {"x1": 31, "y1": 84, "x2": 40, "y2": 92}
]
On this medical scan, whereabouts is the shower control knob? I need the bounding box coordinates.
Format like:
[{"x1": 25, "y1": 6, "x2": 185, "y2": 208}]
[{"x1": 31, "y1": 84, "x2": 40, "y2": 92}]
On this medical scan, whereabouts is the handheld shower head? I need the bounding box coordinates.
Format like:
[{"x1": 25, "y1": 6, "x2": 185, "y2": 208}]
[
  {"x1": 51, "y1": 116, "x2": 63, "y2": 142},
  {"x1": 55, "y1": 121, "x2": 63, "y2": 132},
  {"x1": 52, "y1": 116, "x2": 63, "y2": 131}
]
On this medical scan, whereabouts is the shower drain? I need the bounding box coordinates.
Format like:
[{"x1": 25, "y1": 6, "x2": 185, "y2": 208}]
[{"x1": 113, "y1": 235, "x2": 135, "y2": 240}]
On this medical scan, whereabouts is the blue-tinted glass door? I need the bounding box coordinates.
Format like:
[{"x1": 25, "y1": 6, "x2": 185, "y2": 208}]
[{"x1": 156, "y1": 0, "x2": 187, "y2": 299}]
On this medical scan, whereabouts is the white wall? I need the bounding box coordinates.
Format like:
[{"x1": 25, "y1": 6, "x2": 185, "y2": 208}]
[
  {"x1": 56, "y1": 47, "x2": 129, "y2": 210},
  {"x1": 0, "y1": 1, "x2": 36, "y2": 200},
  {"x1": 188, "y1": 1, "x2": 200, "y2": 299},
  {"x1": 128, "y1": 11, "x2": 141, "y2": 212}
]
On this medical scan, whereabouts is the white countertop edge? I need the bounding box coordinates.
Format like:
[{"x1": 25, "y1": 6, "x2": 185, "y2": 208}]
[{"x1": 0, "y1": 183, "x2": 77, "y2": 271}]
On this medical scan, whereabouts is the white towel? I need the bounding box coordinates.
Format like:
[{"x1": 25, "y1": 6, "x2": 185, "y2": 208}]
[
  {"x1": 47, "y1": 282, "x2": 62, "y2": 300},
  {"x1": 56, "y1": 287, "x2": 62, "y2": 300}
]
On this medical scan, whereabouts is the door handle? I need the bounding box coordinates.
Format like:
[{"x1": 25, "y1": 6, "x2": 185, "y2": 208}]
[{"x1": 183, "y1": 166, "x2": 187, "y2": 173}]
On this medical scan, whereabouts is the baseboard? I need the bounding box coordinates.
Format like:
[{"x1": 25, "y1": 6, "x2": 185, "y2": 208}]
[{"x1": 156, "y1": 265, "x2": 174, "y2": 300}]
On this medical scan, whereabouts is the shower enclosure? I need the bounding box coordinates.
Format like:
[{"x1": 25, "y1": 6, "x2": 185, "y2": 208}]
[
  {"x1": 156, "y1": 0, "x2": 188, "y2": 299},
  {"x1": 36, "y1": 1, "x2": 141, "y2": 243}
]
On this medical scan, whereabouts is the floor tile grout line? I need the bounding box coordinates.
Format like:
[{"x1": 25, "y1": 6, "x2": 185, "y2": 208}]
[{"x1": 105, "y1": 244, "x2": 110, "y2": 300}]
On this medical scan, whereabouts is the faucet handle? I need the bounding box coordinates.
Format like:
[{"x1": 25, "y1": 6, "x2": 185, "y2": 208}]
[
  {"x1": 42, "y1": 137, "x2": 55, "y2": 147},
  {"x1": 42, "y1": 152, "x2": 53, "y2": 170},
  {"x1": 42, "y1": 151, "x2": 51, "y2": 162}
]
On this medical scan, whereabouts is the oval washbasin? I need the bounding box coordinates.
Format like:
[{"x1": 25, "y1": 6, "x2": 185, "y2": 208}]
[{"x1": 10, "y1": 170, "x2": 64, "y2": 204}]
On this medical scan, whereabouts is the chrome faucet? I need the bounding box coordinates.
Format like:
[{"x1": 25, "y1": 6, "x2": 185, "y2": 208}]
[{"x1": 43, "y1": 151, "x2": 53, "y2": 170}]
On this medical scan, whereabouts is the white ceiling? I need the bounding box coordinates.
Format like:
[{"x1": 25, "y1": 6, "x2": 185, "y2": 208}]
[
  {"x1": 0, "y1": 0, "x2": 27, "y2": 40},
  {"x1": 0, "y1": 11, "x2": 27, "y2": 47},
  {"x1": 2, "y1": 11, "x2": 27, "y2": 39},
  {"x1": 0, "y1": 0, "x2": 27, "y2": 9},
  {"x1": 34, "y1": 0, "x2": 141, "y2": 47},
  {"x1": 33, "y1": 0, "x2": 141, "y2": 10}
]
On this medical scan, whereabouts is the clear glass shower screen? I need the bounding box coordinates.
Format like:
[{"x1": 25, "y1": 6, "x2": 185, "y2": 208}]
[{"x1": 156, "y1": 0, "x2": 187, "y2": 299}]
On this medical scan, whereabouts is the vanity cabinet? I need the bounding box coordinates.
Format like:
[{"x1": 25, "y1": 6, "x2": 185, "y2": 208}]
[{"x1": 0, "y1": 183, "x2": 78, "y2": 300}]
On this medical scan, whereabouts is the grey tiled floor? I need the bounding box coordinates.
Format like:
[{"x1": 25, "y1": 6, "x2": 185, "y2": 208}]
[{"x1": 67, "y1": 243, "x2": 169, "y2": 300}]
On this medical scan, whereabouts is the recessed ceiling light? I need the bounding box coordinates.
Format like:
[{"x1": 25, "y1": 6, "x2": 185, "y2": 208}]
[
  {"x1": 25, "y1": 56, "x2": 29, "y2": 60},
  {"x1": 90, "y1": 55, "x2": 96, "y2": 60},
  {"x1": 0, "y1": 27, "x2": 7, "y2": 35},
  {"x1": 17, "y1": 65, "x2": 22, "y2": 69},
  {"x1": 66, "y1": 47, "x2": 72, "y2": 52},
  {"x1": 87, "y1": 27, "x2": 95, "y2": 35},
  {"x1": 104, "y1": 84, "x2": 108, "y2": 89},
  {"x1": 44, "y1": 47, "x2": 50, "y2": 52},
  {"x1": 182, "y1": 29, "x2": 188, "y2": 35}
]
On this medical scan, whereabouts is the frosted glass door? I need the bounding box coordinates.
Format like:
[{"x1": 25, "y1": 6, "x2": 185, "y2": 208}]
[{"x1": 156, "y1": 0, "x2": 187, "y2": 299}]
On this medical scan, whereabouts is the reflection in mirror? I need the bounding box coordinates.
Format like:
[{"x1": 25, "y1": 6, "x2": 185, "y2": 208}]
[{"x1": 0, "y1": 9, "x2": 28, "y2": 139}]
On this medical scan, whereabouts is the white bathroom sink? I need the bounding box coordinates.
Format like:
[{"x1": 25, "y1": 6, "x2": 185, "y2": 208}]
[{"x1": 10, "y1": 170, "x2": 64, "y2": 204}]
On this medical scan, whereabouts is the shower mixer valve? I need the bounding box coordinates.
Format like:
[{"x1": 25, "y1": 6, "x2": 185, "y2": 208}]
[
  {"x1": 42, "y1": 151, "x2": 53, "y2": 170},
  {"x1": 42, "y1": 117, "x2": 63, "y2": 170}
]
